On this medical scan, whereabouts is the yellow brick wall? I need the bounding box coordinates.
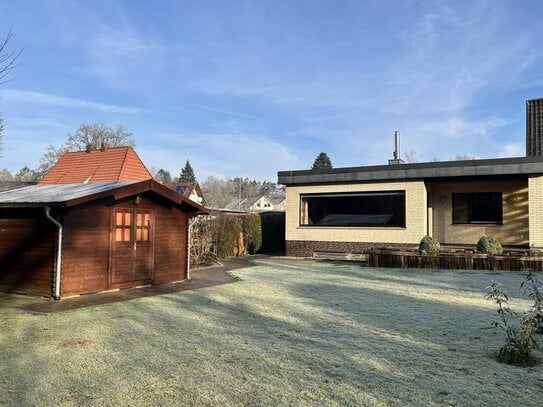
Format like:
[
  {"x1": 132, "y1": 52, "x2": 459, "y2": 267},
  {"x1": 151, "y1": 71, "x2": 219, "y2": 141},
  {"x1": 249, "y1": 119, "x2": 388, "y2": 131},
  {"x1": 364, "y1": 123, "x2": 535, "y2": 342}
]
[
  {"x1": 285, "y1": 181, "x2": 427, "y2": 244},
  {"x1": 529, "y1": 175, "x2": 543, "y2": 247},
  {"x1": 430, "y1": 181, "x2": 528, "y2": 246}
]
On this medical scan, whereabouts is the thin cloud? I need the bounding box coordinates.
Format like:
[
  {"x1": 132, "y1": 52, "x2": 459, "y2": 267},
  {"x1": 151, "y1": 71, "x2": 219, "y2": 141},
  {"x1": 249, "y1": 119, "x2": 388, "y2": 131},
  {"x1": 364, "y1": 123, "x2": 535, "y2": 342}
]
[
  {"x1": 139, "y1": 131, "x2": 299, "y2": 180},
  {"x1": 85, "y1": 26, "x2": 168, "y2": 78},
  {"x1": 1, "y1": 89, "x2": 142, "y2": 114}
]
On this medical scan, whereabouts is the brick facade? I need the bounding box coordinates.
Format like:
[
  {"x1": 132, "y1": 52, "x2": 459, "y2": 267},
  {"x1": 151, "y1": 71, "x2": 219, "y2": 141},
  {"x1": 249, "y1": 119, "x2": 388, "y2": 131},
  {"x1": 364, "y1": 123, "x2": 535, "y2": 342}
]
[
  {"x1": 429, "y1": 180, "x2": 529, "y2": 246},
  {"x1": 529, "y1": 175, "x2": 543, "y2": 247},
  {"x1": 285, "y1": 181, "x2": 427, "y2": 244},
  {"x1": 284, "y1": 178, "x2": 534, "y2": 257}
]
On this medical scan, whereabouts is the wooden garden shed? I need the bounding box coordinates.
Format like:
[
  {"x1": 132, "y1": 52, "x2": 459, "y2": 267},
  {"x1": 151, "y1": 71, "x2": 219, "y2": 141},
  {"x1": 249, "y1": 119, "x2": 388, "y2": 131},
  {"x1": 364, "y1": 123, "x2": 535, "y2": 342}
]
[{"x1": 0, "y1": 179, "x2": 207, "y2": 298}]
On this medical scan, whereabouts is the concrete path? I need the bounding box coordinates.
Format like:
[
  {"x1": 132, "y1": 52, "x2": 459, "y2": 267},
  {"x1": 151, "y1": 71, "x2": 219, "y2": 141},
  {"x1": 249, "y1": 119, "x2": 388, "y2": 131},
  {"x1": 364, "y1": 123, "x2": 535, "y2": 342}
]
[{"x1": 11, "y1": 256, "x2": 259, "y2": 313}]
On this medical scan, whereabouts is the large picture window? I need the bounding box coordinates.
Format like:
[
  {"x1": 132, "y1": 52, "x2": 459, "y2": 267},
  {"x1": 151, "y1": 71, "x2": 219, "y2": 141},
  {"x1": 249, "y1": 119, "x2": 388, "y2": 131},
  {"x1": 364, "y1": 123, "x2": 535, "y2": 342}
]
[
  {"x1": 300, "y1": 191, "x2": 406, "y2": 227},
  {"x1": 452, "y1": 192, "x2": 502, "y2": 224}
]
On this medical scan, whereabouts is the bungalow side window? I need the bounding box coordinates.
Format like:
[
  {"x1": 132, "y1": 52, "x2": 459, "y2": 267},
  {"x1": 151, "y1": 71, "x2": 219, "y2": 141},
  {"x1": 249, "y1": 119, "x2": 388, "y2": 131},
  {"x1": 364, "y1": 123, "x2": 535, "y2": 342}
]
[
  {"x1": 300, "y1": 191, "x2": 406, "y2": 227},
  {"x1": 452, "y1": 192, "x2": 503, "y2": 224}
]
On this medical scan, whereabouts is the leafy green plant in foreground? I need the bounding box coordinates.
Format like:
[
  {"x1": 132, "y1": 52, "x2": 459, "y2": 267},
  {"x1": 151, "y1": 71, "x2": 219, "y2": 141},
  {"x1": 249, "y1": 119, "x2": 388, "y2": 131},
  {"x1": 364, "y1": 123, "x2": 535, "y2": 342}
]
[
  {"x1": 521, "y1": 271, "x2": 543, "y2": 334},
  {"x1": 485, "y1": 272, "x2": 542, "y2": 366}
]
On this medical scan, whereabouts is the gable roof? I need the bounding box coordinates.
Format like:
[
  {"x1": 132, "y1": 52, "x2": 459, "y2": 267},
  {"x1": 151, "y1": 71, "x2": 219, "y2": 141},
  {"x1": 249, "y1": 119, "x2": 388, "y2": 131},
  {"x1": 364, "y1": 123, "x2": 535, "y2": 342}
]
[
  {"x1": 225, "y1": 197, "x2": 248, "y2": 211},
  {"x1": 260, "y1": 194, "x2": 285, "y2": 206},
  {"x1": 39, "y1": 146, "x2": 152, "y2": 185},
  {"x1": 0, "y1": 179, "x2": 208, "y2": 214},
  {"x1": 163, "y1": 182, "x2": 207, "y2": 206}
]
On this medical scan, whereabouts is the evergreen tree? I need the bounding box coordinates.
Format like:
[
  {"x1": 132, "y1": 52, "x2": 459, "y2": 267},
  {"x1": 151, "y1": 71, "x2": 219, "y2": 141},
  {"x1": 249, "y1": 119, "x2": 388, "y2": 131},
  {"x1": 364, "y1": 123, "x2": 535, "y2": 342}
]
[
  {"x1": 178, "y1": 160, "x2": 196, "y2": 182},
  {"x1": 311, "y1": 152, "x2": 333, "y2": 170}
]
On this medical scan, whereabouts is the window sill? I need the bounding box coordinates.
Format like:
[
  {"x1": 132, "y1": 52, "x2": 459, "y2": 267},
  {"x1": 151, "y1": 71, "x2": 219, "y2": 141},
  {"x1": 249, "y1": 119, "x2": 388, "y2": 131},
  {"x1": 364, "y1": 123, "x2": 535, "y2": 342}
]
[
  {"x1": 451, "y1": 223, "x2": 503, "y2": 226},
  {"x1": 297, "y1": 225, "x2": 407, "y2": 230}
]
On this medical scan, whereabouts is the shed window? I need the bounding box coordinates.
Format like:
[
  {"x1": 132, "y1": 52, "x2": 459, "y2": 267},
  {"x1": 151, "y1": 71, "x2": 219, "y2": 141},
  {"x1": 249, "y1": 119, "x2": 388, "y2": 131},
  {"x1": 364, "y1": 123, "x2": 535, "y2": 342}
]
[
  {"x1": 300, "y1": 191, "x2": 406, "y2": 227},
  {"x1": 115, "y1": 210, "x2": 133, "y2": 241},
  {"x1": 452, "y1": 192, "x2": 502, "y2": 224},
  {"x1": 136, "y1": 213, "x2": 151, "y2": 241}
]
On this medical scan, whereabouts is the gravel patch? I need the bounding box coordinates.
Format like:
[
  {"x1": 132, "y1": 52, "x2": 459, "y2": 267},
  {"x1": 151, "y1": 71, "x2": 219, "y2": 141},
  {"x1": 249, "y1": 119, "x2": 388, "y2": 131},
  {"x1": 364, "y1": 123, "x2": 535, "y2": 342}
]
[{"x1": 1, "y1": 259, "x2": 542, "y2": 406}]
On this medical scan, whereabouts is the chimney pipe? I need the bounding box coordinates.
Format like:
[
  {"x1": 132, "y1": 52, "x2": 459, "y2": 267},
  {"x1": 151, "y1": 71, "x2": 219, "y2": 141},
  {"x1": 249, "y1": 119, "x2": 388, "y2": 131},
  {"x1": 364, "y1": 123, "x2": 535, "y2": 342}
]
[
  {"x1": 85, "y1": 144, "x2": 93, "y2": 153},
  {"x1": 388, "y1": 130, "x2": 404, "y2": 165},
  {"x1": 394, "y1": 131, "x2": 400, "y2": 160},
  {"x1": 100, "y1": 142, "x2": 107, "y2": 152}
]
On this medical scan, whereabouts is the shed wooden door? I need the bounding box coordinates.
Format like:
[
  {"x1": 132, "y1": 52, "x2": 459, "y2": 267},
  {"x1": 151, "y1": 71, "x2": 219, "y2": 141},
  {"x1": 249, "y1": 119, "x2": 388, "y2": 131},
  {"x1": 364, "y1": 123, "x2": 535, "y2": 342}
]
[{"x1": 111, "y1": 209, "x2": 153, "y2": 286}]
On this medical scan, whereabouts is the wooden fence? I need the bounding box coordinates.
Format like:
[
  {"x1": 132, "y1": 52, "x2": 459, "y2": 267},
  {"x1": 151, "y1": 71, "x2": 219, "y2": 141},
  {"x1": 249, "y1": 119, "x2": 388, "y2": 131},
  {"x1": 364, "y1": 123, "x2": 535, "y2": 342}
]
[{"x1": 367, "y1": 250, "x2": 543, "y2": 271}]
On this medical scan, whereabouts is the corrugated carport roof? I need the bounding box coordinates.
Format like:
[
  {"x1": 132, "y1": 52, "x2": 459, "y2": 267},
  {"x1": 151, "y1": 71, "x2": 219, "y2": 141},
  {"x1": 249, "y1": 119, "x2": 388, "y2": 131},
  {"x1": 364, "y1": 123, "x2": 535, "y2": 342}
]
[{"x1": 0, "y1": 181, "x2": 139, "y2": 206}]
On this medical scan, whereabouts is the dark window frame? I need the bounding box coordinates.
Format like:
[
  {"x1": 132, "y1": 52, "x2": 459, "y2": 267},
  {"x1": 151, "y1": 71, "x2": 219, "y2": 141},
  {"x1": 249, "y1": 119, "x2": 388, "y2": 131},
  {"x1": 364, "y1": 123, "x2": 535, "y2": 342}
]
[
  {"x1": 452, "y1": 192, "x2": 503, "y2": 225},
  {"x1": 299, "y1": 190, "x2": 406, "y2": 228}
]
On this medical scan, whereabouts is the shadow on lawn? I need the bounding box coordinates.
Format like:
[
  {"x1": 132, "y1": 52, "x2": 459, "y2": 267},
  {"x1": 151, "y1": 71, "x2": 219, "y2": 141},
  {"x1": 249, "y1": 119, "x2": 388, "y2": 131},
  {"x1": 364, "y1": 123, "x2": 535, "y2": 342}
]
[
  {"x1": 305, "y1": 260, "x2": 525, "y2": 298},
  {"x1": 2, "y1": 260, "x2": 539, "y2": 406}
]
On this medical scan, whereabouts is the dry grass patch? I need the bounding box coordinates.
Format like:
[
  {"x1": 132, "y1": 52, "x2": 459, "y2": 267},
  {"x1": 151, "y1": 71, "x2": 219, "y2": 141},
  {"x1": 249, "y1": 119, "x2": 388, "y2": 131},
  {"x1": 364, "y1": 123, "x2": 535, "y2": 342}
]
[{"x1": 1, "y1": 259, "x2": 542, "y2": 406}]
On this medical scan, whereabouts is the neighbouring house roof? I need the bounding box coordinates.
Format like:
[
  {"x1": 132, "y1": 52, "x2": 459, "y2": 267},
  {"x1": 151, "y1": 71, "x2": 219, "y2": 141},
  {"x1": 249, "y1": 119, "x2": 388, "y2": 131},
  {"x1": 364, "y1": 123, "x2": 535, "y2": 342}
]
[
  {"x1": 225, "y1": 197, "x2": 249, "y2": 211},
  {"x1": 278, "y1": 156, "x2": 543, "y2": 185},
  {"x1": 0, "y1": 179, "x2": 208, "y2": 214},
  {"x1": 164, "y1": 182, "x2": 207, "y2": 206},
  {"x1": 39, "y1": 146, "x2": 152, "y2": 184},
  {"x1": 225, "y1": 194, "x2": 285, "y2": 211},
  {"x1": 263, "y1": 194, "x2": 285, "y2": 206}
]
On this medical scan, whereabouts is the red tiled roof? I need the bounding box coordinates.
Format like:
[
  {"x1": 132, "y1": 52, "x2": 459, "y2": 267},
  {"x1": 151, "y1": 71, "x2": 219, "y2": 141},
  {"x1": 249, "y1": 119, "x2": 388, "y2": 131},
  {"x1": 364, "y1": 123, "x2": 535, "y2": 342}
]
[{"x1": 39, "y1": 146, "x2": 152, "y2": 184}]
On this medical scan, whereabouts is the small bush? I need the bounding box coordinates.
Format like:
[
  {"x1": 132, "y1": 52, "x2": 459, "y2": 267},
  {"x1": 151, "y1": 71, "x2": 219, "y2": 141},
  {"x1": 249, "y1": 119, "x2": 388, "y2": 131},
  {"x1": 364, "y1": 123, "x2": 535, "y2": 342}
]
[
  {"x1": 419, "y1": 236, "x2": 441, "y2": 254},
  {"x1": 477, "y1": 235, "x2": 503, "y2": 255},
  {"x1": 485, "y1": 272, "x2": 542, "y2": 367}
]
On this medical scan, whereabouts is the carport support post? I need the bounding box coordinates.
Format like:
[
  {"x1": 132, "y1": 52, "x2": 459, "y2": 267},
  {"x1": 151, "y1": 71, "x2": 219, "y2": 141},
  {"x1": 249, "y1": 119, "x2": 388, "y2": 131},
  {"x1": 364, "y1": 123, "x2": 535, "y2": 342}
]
[{"x1": 45, "y1": 207, "x2": 63, "y2": 300}]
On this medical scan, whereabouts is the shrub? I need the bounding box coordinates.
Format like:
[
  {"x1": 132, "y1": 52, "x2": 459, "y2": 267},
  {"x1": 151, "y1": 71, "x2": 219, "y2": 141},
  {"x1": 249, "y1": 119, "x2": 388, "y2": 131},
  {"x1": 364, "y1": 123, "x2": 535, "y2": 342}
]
[
  {"x1": 212, "y1": 214, "x2": 242, "y2": 259},
  {"x1": 243, "y1": 213, "x2": 262, "y2": 254},
  {"x1": 419, "y1": 236, "x2": 441, "y2": 254},
  {"x1": 477, "y1": 235, "x2": 503, "y2": 255},
  {"x1": 485, "y1": 272, "x2": 542, "y2": 366}
]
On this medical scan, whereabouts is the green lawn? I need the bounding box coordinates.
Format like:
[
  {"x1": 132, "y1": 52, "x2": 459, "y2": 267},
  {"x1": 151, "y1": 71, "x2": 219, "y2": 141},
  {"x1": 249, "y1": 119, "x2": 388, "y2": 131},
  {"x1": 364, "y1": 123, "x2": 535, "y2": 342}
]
[{"x1": 1, "y1": 259, "x2": 542, "y2": 406}]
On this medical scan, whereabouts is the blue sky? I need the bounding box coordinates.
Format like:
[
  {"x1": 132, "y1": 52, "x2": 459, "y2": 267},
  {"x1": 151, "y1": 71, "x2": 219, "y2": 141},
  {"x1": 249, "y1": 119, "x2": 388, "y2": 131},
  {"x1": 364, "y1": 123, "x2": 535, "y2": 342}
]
[{"x1": 1, "y1": 0, "x2": 543, "y2": 180}]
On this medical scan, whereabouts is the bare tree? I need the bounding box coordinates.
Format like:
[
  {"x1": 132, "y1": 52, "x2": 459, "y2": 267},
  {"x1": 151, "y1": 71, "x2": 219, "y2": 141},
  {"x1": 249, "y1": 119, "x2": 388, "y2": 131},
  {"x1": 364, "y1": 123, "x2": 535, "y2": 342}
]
[
  {"x1": 36, "y1": 145, "x2": 69, "y2": 178},
  {"x1": 403, "y1": 150, "x2": 418, "y2": 163},
  {"x1": 36, "y1": 123, "x2": 135, "y2": 178},
  {"x1": 455, "y1": 154, "x2": 476, "y2": 160},
  {"x1": 0, "y1": 30, "x2": 23, "y2": 84},
  {"x1": 14, "y1": 166, "x2": 39, "y2": 182},
  {"x1": 0, "y1": 30, "x2": 23, "y2": 158},
  {"x1": 66, "y1": 123, "x2": 134, "y2": 150},
  {"x1": 0, "y1": 168, "x2": 13, "y2": 181},
  {"x1": 155, "y1": 168, "x2": 172, "y2": 183}
]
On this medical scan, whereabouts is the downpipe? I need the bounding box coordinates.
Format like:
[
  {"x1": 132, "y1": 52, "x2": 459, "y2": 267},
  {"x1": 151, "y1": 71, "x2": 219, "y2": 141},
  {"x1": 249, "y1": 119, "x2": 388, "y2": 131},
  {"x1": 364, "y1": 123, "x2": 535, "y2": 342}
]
[{"x1": 44, "y1": 207, "x2": 62, "y2": 300}]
